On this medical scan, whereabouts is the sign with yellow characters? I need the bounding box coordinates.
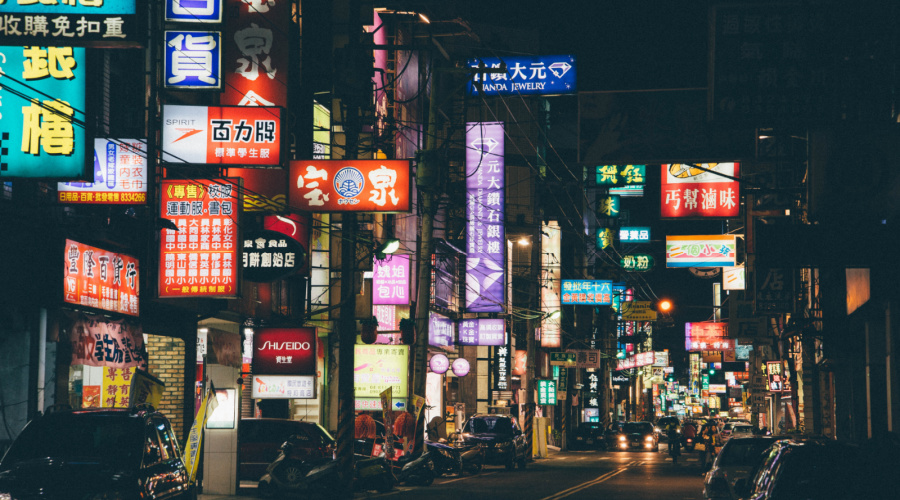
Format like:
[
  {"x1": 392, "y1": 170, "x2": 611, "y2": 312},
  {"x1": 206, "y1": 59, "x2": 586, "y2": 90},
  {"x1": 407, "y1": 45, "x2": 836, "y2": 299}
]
[{"x1": 101, "y1": 367, "x2": 135, "y2": 408}]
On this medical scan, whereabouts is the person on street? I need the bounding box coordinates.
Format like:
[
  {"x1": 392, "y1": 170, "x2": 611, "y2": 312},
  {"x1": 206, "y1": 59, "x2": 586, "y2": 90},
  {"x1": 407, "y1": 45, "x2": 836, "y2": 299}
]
[{"x1": 699, "y1": 424, "x2": 721, "y2": 473}]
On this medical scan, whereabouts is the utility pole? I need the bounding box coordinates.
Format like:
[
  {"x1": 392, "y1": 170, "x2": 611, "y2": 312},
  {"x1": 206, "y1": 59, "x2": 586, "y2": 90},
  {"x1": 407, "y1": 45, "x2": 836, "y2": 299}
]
[{"x1": 525, "y1": 176, "x2": 541, "y2": 459}]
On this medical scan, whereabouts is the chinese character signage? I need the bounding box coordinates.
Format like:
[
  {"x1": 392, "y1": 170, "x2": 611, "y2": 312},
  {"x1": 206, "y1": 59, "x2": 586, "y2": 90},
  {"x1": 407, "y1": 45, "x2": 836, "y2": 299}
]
[
  {"x1": 666, "y1": 235, "x2": 738, "y2": 268},
  {"x1": 354, "y1": 345, "x2": 409, "y2": 399},
  {"x1": 619, "y1": 227, "x2": 650, "y2": 243},
  {"x1": 221, "y1": 0, "x2": 289, "y2": 107},
  {"x1": 101, "y1": 367, "x2": 135, "y2": 407},
  {"x1": 766, "y1": 361, "x2": 784, "y2": 391},
  {"x1": 252, "y1": 328, "x2": 316, "y2": 375},
  {"x1": 64, "y1": 240, "x2": 140, "y2": 316},
  {"x1": 164, "y1": 31, "x2": 221, "y2": 89},
  {"x1": 494, "y1": 345, "x2": 510, "y2": 390},
  {"x1": 469, "y1": 55, "x2": 576, "y2": 96},
  {"x1": 550, "y1": 352, "x2": 576, "y2": 366},
  {"x1": 67, "y1": 312, "x2": 146, "y2": 369},
  {"x1": 161, "y1": 105, "x2": 281, "y2": 165},
  {"x1": 723, "y1": 265, "x2": 746, "y2": 290},
  {"x1": 58, "y1": 139, "x2": 147, "y2": 204},
  {"x1": 288, "y1": 160, "x2": 411, "y2": 212},
  {"x1": 458, "y1": 318, "x2": 505, "y2": 346},
  {"x1": 596, "y1": 228, "x2": 613, "y2": 250},
  {"x1": 252, "y1": 375, "x2": 315, "y2": 399},
  {"x1": 0, "y1": 46, "x2": 88, "y2": 178},
  {"x1": 0, "y1": 2, "x2": 139, "y2": 46},
  {"x1": 571, "y1": 349, "x2": 601, "y2": 369},
  {"x1": 537, "y1": 379, "x2": 557, "y2": 405},
  {"x1": 561, "y1": 280, "x2": 612, "y2": 306},
  {"x1": 166, "y1": 0, "x2": 223, "y2": 23},
  {"x1": 597, "y1": 195, "x2": 620, "y2": 218},
  {"x1": 596, "y1": 165, "x2": 645, "y2": 185},
  {"x1": 158, "y1": 179, "x2": 239, "y2": 298},
  {"x1": 428, "y1": 312, "x2": 454, "y2": 347},
  {"x1": 616, "y1": 352, "x2": 655, "y2": 370},
  {"x1": 373, "y1": 254, "x2": 410, "y2": 305},
  {"x1": 756, "y1": 265, "x2": 794, "y2": 313},
  {"x1": 661, "y1": 163, "x2": 740, "y2": 218},
  {"x1": 241, "y1": 229, "x2": 305, "y2": 282},
  {"x1": 465, "y1": 122, "x2": 505, "y2": 312},
  {"x1": 621, "y1": 254, "x2": 654, "y2": 272},
  {"x1": 685, "y1": 322, "x2": 733, "y2": 351}
]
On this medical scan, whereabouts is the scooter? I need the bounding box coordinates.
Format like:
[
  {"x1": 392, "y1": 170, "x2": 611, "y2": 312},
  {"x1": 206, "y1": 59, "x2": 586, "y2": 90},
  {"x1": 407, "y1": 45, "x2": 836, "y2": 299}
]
[
  {"x1": 390, "y1": 448, "x2": 436, "y2": 486},
  {"x1": 457, "y1": 441, "x2": 485, "y2": 475},
  {"x1": 683, "y1": 436, "x2": 695, "y2": 451},
  {"x1": 426, "y1": 441, "x2": 462, "y2": 476}
]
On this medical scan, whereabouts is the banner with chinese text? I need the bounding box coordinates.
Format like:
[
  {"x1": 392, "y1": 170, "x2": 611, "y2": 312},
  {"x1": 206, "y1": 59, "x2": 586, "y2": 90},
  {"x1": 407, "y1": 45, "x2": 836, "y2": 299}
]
[
  {"x1": 458, "y1": 318, "x2": 505, "y2": 346},
  {"x1": 158, "y1": 179, "x2": 239, "y2": 298},
  {"x1": 221, "y1": 0, "x2": 289, "y2": 107},
  {"x1": 68, "y1": 312, "x2": 146, "y2": 369},
  {"x1": 288, "y1": 160, "x2": 411, "y2": 212},
  {"x1": 64, "y1": 239, "x2": 140, "y2": 316},
  {"x1": 661, "y1": 163, "x2": 740, "y2": 218}
]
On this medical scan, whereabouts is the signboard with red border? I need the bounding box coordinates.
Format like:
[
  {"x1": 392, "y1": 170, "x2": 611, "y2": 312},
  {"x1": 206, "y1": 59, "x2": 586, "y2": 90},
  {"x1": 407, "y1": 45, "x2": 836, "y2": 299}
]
[
  {"x1": 64, "y1": 239, "x2": 139, "y2": 316},
  {"x1": 252, "y1": 328, "x2": 317, "y2": 376},
  {"x1": 158, "y1": 178, "x2": 240, "y2": 298},
  {"x1": 161, "y1": 105, "x2": 282, "y2": 165},
  {"x1": 660, "y1": 163, "x2": 740, "y2": 218},
  {"x1": 288, "y1": 160, "x2": 412, "y2": 213}
]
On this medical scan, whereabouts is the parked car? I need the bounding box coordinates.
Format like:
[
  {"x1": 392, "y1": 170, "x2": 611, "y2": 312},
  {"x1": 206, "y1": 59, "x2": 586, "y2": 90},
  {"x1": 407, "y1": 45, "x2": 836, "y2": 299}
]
[
  {"x1": 613, "y1": 421, "x2": 659, "y2": 452},
  {"x1": 0, "y1": 405, "x2": 195, "y2": 500},
  {"x1": 603, "y1": 421, "x2": 627, "y2": 449},
  {"x1": 720, "y1": 421, "x2": 750, "y2": 440},
  {"x1": 728, "y1": 424, "x2": 754, "y2": 440},
  {"x1": 459, "y1": 414, "x2": 528, "y2": 469},
  {"x1": 703, "y1": 436, "x2": 776, "y2": 500},
  {"x1": 733, "y1": 438, "x2": 890, "y2": 499},
  {"x1": 570, "y1": 422, "x2": 605, "y2": 450},
  {"x1": 239, "y1": 418, "x2": 335, "y2": 482}
]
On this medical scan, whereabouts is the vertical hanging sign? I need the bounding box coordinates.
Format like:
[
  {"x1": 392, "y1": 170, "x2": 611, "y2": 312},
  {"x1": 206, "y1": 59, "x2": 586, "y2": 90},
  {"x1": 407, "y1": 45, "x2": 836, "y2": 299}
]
[
  {"x1": 159, "y1": 179, "x2": 240, "y2": 298},
  {"x1": 541, "y1": 221, "x2": 562, "y2": 347},
  {"x1": 465, "y1": 122, "x2": 505, "y2": 312},
  {"x1": 372, "y1": 254, "x2": 410, "y2": 305},
  {"x1": 221, "y1": 0, "x2": 290, "y2": 107}
]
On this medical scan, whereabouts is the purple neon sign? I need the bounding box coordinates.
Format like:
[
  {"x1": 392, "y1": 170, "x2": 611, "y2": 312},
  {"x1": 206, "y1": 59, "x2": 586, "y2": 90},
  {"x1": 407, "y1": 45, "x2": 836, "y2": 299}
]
[
  {"x1": 458, "y1": 318, "x2": 506, "y2": 346},
  {"x1": 372, "y1": 254, "x2": 410, "y2": 305},
  {"x1": 428, "y1": 312, "x2": 454, "y2": 347},
  {"x1": 465, "y1": 122, "x2": 505, "y2": 312}
]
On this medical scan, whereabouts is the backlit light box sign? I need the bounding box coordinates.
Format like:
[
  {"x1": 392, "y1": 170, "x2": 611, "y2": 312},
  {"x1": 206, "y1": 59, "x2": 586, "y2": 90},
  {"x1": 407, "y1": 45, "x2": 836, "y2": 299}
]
[
  {"x1": 158, "y1": 179, "x2": 239, "y2": 298},
  {"x1": 458, "y1": 318, "x2": 506, "y2": 346},
  {"x1": 161, "y1": 105, "x2": 282, "y2": 165},
  {"x1": 1, "y1": 2, "x2": 140, "y2": 46},
  {"x1": 660, "y1": 163, "x2": 740, "y2": 218},
  {"x1": 619, "y1": 227, "x2": 651, "y2": 243},
  {"x1": 164, "y1": 31, "x2": 221, "y2": 89},
  {"x1": 665, "y1": 235, "x2": 737, "y2": 268},
  {"x1": 241, "y1": 229, "x2": 305, "y2": 283},
  {"x1": 252, "y1": 375, "x2": 315, "y2": 399},
  {"x1": 354, "y1": 345, "x2": 409, "y2": 400},
  {"x1": 166, "y1": 0, "x2": 223, "y2": 23},
  {"x1": 465, "y1": 122, "x2": 505, "y2": 312},
  {"x1": 429, "y1": 312, "x2": 454, "y2": 347},
  {"x1": 252, "y1": 328, "x2": 316, "y2": 375},
  {"x1": 373, "y1": 254, "x2": 410, "y2": 305},
  {"x1": 596, "y1": 165, "x2": 645, "y2": 186},
  {"x1": 222, "y1": 0, "x2": 290, "y2": 107},
  {"x1": 561, "y1": 280, "x2": 612, "y2": 306},
  {"x1": 537, "y1": 379, "x2": 557, "y2": 405},
  {"x1": 288, "y1": 160, "x2": 411, "y2": 212},
  {"x1": 616, "y1": 352, "x2": 656, "y2": 370},
  {"x1": 0, "y1": 46, "x2": 88, "y2": 179},
  {"x1": 468, "y1": 55, "x2": 576, "y2": 96},
  {"x1": 58, "y1": 139, "x2": 147, "y2": 204},
  {"x1": 64, "y1": 239, "x2": 139, "y2": 317}
]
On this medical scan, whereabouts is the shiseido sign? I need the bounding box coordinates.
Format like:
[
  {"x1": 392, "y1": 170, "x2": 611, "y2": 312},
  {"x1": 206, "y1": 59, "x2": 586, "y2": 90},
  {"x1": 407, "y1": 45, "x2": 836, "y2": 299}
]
[{"x1": 252, "y1": 328, "x2": 316, "y2": 376}]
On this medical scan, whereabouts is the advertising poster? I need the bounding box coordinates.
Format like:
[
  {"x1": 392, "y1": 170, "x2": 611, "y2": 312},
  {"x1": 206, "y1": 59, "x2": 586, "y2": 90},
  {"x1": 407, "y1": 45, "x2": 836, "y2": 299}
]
[
  {"x1": 0, "y1": 46, "x2": 88, "y2": 179},
  {"x1": 465, "y1": 122, "x2": 505, "y2": 312},
  {"x1": 660, "y1": 163, "x2": 740, "y2": 218},
  {"x1": 101, "y1": 367, "x2": 135, "y2": 408},
  {"x1": 252, "y1": 375, "x2": 315, "y2": 399},
  {"x1": 158, "y1": 179, "x2": 239, "y2": 298},
  {"x1": 68, "y1": 313, "x2": 146, "y2": 369},
  {"x1": 221, "y1": 0, "x2": 289, "y2": 107},
  {"x1": 64, "y1": 239, "x2": 140, "y2": 316},
  {"x1": 82, "y1": 385, "x2": 101, "y2": 408},
  {"x1": 288, "y1": 160, "x2": 412, "y2": 213},
  {"x1": 161, "y1": 105, "x2": 282, "y2": 165},
  {"x1": 58, "y1": 139, "x2": 148, "y2": 204},
  {"x1": 354, "y1": 345, "x2": 409, "y2": 400}
]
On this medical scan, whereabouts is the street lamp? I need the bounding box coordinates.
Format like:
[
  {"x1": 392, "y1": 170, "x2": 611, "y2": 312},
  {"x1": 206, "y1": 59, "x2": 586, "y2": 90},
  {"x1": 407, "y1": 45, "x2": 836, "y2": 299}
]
[{"x1": 374, "y1": 238, "x2": 401, "y2": 260}]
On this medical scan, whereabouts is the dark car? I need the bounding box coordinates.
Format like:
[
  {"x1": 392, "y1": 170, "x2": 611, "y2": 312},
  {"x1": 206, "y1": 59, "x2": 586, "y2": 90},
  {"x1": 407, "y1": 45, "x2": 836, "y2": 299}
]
[
  {"x1": 0, "y1": 405, "x2": 195, "y2": 500},
  {"x1": 570, "y1": 422, "x2": 605, "y2": 450},
  {"x1": 239, "y1": 418, "x2": 335, "y2": 482},
  {"x1": 703, "y1": 436, "x2": 776, "y2": 500},
  {"x1": 613, "y1": 421, "x2": 659, "y2": 451},
  {"x1": 459, "y1": 414, "x2": 528, "y2": 470},
  {"x1": 734, "y1": 438, "x2": 894, "y2": 500}
]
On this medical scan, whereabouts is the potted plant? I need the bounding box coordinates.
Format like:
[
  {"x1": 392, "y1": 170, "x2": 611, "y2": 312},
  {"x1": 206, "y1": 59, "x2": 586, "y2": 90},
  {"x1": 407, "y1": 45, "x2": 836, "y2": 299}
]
[
  {"x1": 360, "y1": 316, "x2": 379, "y2": 344},
  {"x1": 399, "y1": 317, "x2": 415, "y2": 345}
]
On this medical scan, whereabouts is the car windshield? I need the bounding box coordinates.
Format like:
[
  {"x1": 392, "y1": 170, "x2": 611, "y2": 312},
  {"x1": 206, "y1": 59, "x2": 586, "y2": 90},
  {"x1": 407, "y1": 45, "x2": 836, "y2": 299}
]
[
  {"x1": 1, "y1": 413, "x2": 144, "y2": 468},
  {"x1": 732, "y1": 426, "x2": 753, "y2": 434},
  {"x1": 465, "y1": 417, "x2": 513, "y2": 435},
  {"x1": 622, "y1": 423, "x2": 653, "y2": 434},
  {"x1": 719, "y1": 439, "x2": 775, "y2": 467}
]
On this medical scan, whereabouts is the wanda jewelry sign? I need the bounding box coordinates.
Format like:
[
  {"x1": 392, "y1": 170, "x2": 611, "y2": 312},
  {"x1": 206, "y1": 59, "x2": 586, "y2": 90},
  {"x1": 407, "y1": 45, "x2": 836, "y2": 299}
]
[
  {"x1": 252, "y1": 328, "x2": 317, "y2": 376},
  {"x1": 158, "y1": 179, "x2": 239, "y2": 298}
]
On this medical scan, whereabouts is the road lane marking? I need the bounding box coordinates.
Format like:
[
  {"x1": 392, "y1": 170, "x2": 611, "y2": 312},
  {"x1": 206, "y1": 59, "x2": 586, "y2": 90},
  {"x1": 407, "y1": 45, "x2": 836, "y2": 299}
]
[{"x1": 539, "y1": 467, "x2": 627, "y2": 500}]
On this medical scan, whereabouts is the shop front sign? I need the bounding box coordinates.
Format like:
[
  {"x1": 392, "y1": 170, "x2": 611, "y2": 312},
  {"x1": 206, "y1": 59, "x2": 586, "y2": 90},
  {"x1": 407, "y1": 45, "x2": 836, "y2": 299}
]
[
  {"x1": 64, "y1": 239, "x2": 139, "y2": 316},
  {"x1": 373, "y1": 254, "x2": 410, "y2": 305},
  {"x1": 468, "y1": 55, "x2": 576, "y2": 96},
  {"x1": 58, "y1": 139, "x2": 147, "y2": 204},
  {"x1": 596, "y1": 165, "x2": 645, "y2": 186},
  {"x1": 1, "y1": 2, "x2": 140, "y2": 46},
  {"x1": 458, "y1": 318, "x2": 505, "y2": 346},
  {"x1": 661, "y1": 163, "x2": 740, "y2": 218},
  {"x1": 537, "y1": 379, "x2": 557, "y2": 405},
  {"x1": 252, "y1": 328, "x2": 316, "y2": 375},
  {"x1": 251, "y1": 375, "x2": 315, "y2": 399},
  {"x1": 561, "y1": 280, "x2": 612, "y2": 305},
  {"x1": 161, "y1": 105, "x2": 282, "y2": 165},
  {"x1": 354, "y1": 345, "x2": 409, "y2": 401},
  {"x1": 428, "y1": 312, "x2": 454, "y2": 347},
  {"x1": 241, "y1": 229, "x2": 305, "y2": 282},
  {"x1": 288, "y1": 160, "x2": 412, "y2": 212},
  {"x1": 221, "y1": 0, "x2": 289, "y2": 107},
  {"x1": 665, "y1": 234, "x2": 738, "y2": 268}
]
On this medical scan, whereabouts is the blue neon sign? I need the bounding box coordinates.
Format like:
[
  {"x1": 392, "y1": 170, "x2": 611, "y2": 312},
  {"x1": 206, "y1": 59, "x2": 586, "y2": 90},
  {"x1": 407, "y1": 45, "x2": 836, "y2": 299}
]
[{"x1": 468, "y1": 55, "x2": 576, "y2": 96}]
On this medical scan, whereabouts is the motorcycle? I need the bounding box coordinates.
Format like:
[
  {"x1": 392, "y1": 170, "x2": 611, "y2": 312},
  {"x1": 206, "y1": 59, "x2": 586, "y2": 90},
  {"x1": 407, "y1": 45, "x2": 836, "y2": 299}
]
[
  {"x1": 683, "y1": 436, "x2": 695, "y2": 451},
  {"x1": 391, "y1": 449, "x2": 436, "y2": 486},
  {"x1": 425, "y1": 440, "x2": 485, "y2": 476},
  {"x1": 258, "y1": 439, "x2": 393, "y2": 497},
  {"x1": 668, "y1": 435, "x2": 683, "y2": 464}
]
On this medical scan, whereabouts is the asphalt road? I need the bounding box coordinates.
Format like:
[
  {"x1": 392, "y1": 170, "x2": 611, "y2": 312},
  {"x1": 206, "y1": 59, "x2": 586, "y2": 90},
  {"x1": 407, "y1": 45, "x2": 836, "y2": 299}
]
[{"x1": 359, "y1": 446, "x2": 706, "y2": 500}]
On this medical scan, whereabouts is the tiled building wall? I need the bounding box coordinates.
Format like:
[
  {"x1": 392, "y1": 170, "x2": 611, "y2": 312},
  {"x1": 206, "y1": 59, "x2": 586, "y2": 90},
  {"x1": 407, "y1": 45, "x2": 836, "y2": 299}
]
[{"x1": 147, "y1": 335, "x2": 186, "y2": 439}]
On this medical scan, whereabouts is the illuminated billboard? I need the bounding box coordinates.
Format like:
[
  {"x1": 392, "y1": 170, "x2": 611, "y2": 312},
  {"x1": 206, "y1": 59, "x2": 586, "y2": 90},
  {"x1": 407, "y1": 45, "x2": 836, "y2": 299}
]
[
  {"x1": 372, "y1": 254, "x2": 410, "y2": 305},
  {"x1": 158, "y1": 178, "x2": 240, "y2": 298},
  {"x1": 561, "y1": 280, "x2": 612, "y2": 306},
  {"x1": 458, "y1": 318, "x2": 506, "y2": 346},
  {"x1": 469, "y1": 55, "x2": 576, "y2": 96},
  {"x1": 665, "y1": 235, "x2": 738, "y2": 268},
  {"x1": 661, "y1": 163, "x2": 740, "y2": 218},
  {"x1": 161, "y1": 105, "x2": 282, "y2": 165},
  {"x1": 58, "y1": 139, "x2": 147, "y2": 204},
  {"x1": 288, "y1": 160, "x2": 412, "y2": 213},
  {"x1": 0, "y1": 46, "x2": 88, "y2": 179},
  {"x1": 164, "y1": 31, "x2": 221, "y2": 89},
  {"x1": 165, "y1": 0, "x2": 223, "y2": 23},
  {"x1": 1, "y1": 2, "x2": 140, "y2": 46},
  {"x1": 354, "y1": 345, "x2": 409, "y2": 400},
  {"x1": 221, "y1": 0, "x2": 289, "y2": 107},
  {"x1": 64, "y1": 240, "x2": 139, "y2": 317}
]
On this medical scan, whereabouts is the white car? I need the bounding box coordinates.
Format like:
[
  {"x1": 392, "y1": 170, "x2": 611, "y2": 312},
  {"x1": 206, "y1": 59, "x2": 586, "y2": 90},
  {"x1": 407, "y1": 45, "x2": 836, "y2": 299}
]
[{"x1": 703, "y1": 436, "x2": 776, "y2": 500}]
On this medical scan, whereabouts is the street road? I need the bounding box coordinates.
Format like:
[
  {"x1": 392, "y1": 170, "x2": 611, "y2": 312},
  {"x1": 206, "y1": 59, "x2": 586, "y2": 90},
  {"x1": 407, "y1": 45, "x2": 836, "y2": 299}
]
[{"x1": 371, "y1": 447, "x2": 705, "y2": 500}]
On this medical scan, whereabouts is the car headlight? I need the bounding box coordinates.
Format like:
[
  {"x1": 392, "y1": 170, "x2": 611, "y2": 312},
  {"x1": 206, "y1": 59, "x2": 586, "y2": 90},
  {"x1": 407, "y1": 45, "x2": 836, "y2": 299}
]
[
  {"x1": 618, "y1": 436, "x2": 626, "y2": 442},
  {"x1": 645, "y1": 436, "x2": 653, "y2": 442}
]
